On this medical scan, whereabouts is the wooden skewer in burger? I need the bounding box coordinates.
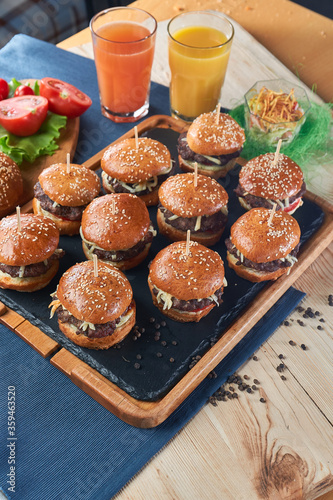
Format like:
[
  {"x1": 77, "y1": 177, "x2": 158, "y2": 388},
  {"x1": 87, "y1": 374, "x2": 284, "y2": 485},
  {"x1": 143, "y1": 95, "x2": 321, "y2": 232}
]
[
  {"x1": 148, "y1": 230, "x2": 227, "y2": 322},
  {"x1": 157, "y1": 162, "x2": 229, "y2": 246},
  {"x1": 32, "y1": 154, "x2": 101, "y2": 235},
  {"x1": 49, "y1": 258, "x2": 136, "y2": 349}
]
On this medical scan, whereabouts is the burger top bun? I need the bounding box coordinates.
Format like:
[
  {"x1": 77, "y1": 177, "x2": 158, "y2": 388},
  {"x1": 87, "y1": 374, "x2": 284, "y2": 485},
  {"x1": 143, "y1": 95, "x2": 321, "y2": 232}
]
[
  {"x1": 81, "y1": 193, "x2": 150, "y2": 251},
  {"x1": 0, "y1": 213, "x2": 59, "y2": 266},
  {"x1": 149, "y1": 241, "x2": 225, "y2": 301},
  {"x1": 101, "y1": 138, "x2": 171, "y2": 182},
  {"x1": 0, "y1": 153, "x2": 24, "y2": 219},
  {"x1": 158, "y1": 173, "x2": 228, "y2": 217},
  {"x1": 186, "y1": 112, "x2": 245, "y2": 156},
  {"x1": 239, "y1": 153, "x2": 304, "y2": 200},
  {"x1": 57, "y1": 260, "x2": 133, "y2": 324},
  {"x1": 38, "y1": 163, "x2": 100, "y2": 206},
  {"x1": 230, "y1": 208, "x2": 300, "y2": 263}
]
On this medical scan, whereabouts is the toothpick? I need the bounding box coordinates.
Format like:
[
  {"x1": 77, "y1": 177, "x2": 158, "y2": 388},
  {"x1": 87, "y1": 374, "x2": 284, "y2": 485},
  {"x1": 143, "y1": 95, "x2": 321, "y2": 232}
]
[
  {"x1": 194, "y1": 162, "x2": 198, "y2": 188},
  {"x1": 16, "y1": 206, "x2": 21, "y2": 232},
  {"x1": 185, "y1": 229, "x2": 191, "y2": 256},
  {"x1": 66, "y1": 153, "x2": 71, "y2": 174},
  {"x1": 93, "y1": 254, "x2": 98, "y2": 277},
  {"x1": 215, "y1": 102, "x2": 221, "y2": 124},
  {"x1": 134, "y1": 126, "x2": 139, "y2": 150},
  {"x1": 272, "y1": 139, "x2": 282, "y2": 167},
  {"x1": 268, "y1": 203, "x2": 277, "y2": 226}
]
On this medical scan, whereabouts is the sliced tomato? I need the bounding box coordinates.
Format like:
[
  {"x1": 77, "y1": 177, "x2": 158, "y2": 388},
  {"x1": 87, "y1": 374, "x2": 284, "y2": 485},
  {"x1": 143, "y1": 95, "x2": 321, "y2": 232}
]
[
  {"x1": 39, "y1": 77, "x2": 92, "y2": 118},
  {"x1": 0, "y1": 95, "x2": 48, "y2": 136}
]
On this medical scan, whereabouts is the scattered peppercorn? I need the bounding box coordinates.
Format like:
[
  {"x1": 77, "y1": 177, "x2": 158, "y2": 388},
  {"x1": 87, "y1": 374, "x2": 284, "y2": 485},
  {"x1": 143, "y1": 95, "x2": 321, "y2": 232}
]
[
  {"x1": 253, "y1": 356, "x2": 258, "y2": 361},
  {"x1": 278, "y1": 354, "x2": 284, "y2": 359},
  {"x1": 283, "y1": 320, "x2": 290, "y2": 326},
  {"x1": 260, "y1": 397, "x2": 266, "y2": 403},
  {"x1": 317, "y1": 325, "x2": 323, "y2": 330},
  {"x1": 281, "y1": 375, "x2": 287, "y2": 381},
  {"x1": 301, "y1": 344, "x2": 307, "y2": 350},
  {"x1": 289, "y1": 340, "x2": 297, "y2": 346},
  {"x1": 134, "y1": 363, "x2": 141, "y2": 369}
]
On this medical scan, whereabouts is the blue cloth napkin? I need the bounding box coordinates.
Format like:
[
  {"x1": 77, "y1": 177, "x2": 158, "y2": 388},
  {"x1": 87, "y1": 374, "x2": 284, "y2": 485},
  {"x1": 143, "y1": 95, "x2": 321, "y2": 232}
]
[
  {"x1": 0, "y1": 287, "x2": 305, "y2": 500},
  {"x1": 0, "y1": 34, "x2": 171, "y2": 164}
]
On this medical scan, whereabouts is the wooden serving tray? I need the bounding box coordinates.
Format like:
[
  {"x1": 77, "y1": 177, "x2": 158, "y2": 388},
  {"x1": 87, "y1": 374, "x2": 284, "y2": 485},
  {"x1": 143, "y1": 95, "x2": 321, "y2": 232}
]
[{"x1": 1, "y1": 115, "x2": 333, "y2": 428}]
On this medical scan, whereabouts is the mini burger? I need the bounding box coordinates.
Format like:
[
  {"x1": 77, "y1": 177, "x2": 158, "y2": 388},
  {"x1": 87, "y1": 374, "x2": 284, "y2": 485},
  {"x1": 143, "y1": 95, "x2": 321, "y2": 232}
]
[
  {"x1": 148, "y1": 240, "x2": 226, "y2": 322},
  {"x1": 0, "y1": 153, "x2": 23, "y2": 219},
  {"x1": 235, "y1": 152, "x2": 306, "y2": 214},
  {"x1": 33, "y1": 162, "x2": 101, "y2": 235},
  {"x1": 101, "y1": 137, "x2": 174, "y2": 206},
  {"x1": 177, "y1": 111, "x2": 245, "y2": 179},
  {"x1": 49, "y1": 260, "x2": 136, "y2": 349},
  {"x1": 80, "y1": 193, "x2": 156, "y2": 271},
  {"x1": 225, "y1": 207, "x2": 301, "y2": 282},
  {"x1": 0, "y1": 213, "x2": 64, "y2": 291},
  {"x1": 157, "y1": 173, "x2": 228, "y2": 246}
]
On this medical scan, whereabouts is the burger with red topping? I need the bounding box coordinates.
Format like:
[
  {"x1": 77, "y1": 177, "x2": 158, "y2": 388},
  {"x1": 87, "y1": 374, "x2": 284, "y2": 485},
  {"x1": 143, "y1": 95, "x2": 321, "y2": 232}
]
[
  {"x1": 157, "y1": 172, "x2": 228, "y2": 246},
  {"x1": 225, "y1": 207, "x2": 301, "y2": 282},
  {"x1": 235, "y1": 152, "x2": 305, "y2": 214},
  {"x1": 0, "y1": 213, "x2": 64, "y2": 291},
  {"x1": 148, "y1": 240, "x2": 227, "y2": 322},
  {"x1": 33, "y1": 162, "x2": 101, "y2": 235},
  {"x1": 177, "y1": 111, "x2": 245, "y2": 179},
  {"x1": 49, "y1": 260, "x2": 136, "y2": 349},
  {"x1": 80, "y1": 193, "x2": 156, "y2": 270},
  {"x1": 101, "y1": 137, "x2": 174, "y2": 206}
]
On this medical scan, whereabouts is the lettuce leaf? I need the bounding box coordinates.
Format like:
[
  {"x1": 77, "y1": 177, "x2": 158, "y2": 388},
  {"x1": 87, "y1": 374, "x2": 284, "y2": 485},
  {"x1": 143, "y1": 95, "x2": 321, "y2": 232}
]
[{"x1": 0, "y1": 112, "x2": 67, "y2": 165}]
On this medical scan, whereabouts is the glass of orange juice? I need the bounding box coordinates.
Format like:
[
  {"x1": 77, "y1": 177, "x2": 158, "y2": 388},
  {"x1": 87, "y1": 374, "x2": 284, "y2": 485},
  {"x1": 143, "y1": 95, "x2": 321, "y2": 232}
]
[
  {"x1": 90, "y1": 7, "x2": 157, "y2": 123},
  {"x1": 168, "y1": 11, "x2": 234, "y2": 122}
]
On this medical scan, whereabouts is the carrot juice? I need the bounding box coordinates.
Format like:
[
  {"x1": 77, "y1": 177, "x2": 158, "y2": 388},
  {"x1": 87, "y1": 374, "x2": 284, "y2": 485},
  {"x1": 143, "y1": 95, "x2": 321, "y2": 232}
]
[
  {"x1": 90, "y1": 8, "x2": 156, "y2": 122},
  {"x1": 168, "y1": 13, "x2": 234, "y2": 121}
]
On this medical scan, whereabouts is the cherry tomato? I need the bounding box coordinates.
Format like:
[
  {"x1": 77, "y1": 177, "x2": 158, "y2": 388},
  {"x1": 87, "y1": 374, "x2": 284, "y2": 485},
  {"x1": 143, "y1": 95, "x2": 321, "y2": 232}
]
[
  {"x1": 39, "y1": 77, "x2": 92, "y2": 118},
  {"x1": 0, "y1": 79, "x2": 9, "y2": 100},
  {"x1": 14, "y1": 85, "x2": 35, "y2": 97},
  {"x1": 0, "y1": 96, "x2": 48, "y2": 136}
]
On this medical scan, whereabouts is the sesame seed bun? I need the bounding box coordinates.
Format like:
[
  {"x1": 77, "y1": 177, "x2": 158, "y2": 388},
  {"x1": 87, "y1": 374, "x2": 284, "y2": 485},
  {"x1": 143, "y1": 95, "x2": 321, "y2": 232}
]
[
  {"x1": 101, "y1": 138, "x2": 172, "y2": 183},
  {"x1": 0, "y1": 214, "x2": 60, "y2": 266},
  {"x1": 187, "y1": 112, "x2": 245, "y2": 156},
  {"x1": 229, "y1": 208, "x2": 300, "y2": 263},
  {"x1": 37, "y1": 163, "x2": 101, "y2": 207},
  {"x1": 0, "y1": 153, "x2": 23, "y2": 219},
  {"x1": 157, "y1": 173, "x2": 228, "y2": 246},
  {"x1": 148, "y1": 241, "x2": 225, "y2": 322},
  {"x1": 0, "y1": 213, "x2": 61, "y2": 291},
  {"x1": 81, "y1": 193, "x2": 150, "y2": 251},
  {"x1": 239, "y1": 153, "x2": 304, "y2": 202},
  {"x1": 55, "y1": 260, "x2": 135, "y2": 349}
]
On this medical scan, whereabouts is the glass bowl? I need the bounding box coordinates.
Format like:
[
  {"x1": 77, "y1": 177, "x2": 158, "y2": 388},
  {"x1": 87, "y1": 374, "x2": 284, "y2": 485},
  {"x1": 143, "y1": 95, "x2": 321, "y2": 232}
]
[{"x1": 244, "y1": 78, "x2": 311, "y2": 149}]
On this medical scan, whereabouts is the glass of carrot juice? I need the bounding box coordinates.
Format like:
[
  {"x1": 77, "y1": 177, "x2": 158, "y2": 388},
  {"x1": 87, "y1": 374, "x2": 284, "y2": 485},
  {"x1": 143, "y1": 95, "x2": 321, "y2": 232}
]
[
  {"x1": 167, "y1": 11, "x2": 234, "y2": 122},
  {"x1": 90, "y1": 7, "x2": 157, "y2": 123}
]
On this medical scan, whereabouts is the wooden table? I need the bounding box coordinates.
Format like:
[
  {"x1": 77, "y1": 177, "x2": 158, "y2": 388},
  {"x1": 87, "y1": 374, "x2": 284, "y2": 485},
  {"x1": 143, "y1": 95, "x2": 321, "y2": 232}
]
[{"x1": 58, "y1": 2, "x2": 333, "y2": 499}]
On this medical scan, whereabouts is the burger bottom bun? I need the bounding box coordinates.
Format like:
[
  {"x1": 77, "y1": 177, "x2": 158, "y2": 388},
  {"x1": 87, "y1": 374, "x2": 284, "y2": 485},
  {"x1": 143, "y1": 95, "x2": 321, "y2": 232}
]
[
  {"x1": 82, "y1": 241, "x2": 152, "y2": 271},
  {"x1": 58, "y1": 306, "x2": 136, "y2": 350},
  {"x1": 102, "y1": 183, "x2": 159, "y2": 207},
  {"x1": 157, "y1": 209, "x2": 225, "y2": 247},
  {"x1": 238, "y1": 196, "x2": 303, "y2": 215},
  {"x1": 226, "y1": 252, "x2": 289, "y2": 283},
  {"x1": 0, "y1": 260, "x2": 59, "y2": 292},
  {"x1": 148, "y1": 280, "x2": 215, "y2": 323},
  {"x1": 178, "y1": 156, "x2": 237, "y2": 180},
  {"x1": 32, "y1": 198, "x2": 81, "y2": 236}
]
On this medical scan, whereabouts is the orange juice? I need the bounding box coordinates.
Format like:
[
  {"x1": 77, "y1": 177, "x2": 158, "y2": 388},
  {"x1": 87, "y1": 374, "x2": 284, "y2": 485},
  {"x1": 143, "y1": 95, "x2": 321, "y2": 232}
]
[
  {"x1": 92, "y1": 21, "x2": 155, "y2": 118},
  {"x1": 168, "y1": 25, "x2": 233, "y2": 120}
]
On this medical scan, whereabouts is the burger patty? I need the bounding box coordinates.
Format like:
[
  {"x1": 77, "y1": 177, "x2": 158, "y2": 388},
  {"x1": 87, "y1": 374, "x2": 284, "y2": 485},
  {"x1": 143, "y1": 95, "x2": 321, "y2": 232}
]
[
  {"x1": 87, "y1": 227, "x2": 154, "y2": 262},
  {"x1": 152, "y1": 286, "x2": 223, "y2": 312},
  {"x1": 159, "y1": 205, "x2": 227, "y2": 233},
  {"x1": 234, "y1": 181, "x2": 306, "y2": 210},
  {"x1": 0, "y1": 250, "x2": 65, "y2": 278},
  {"x1": 34, "y1": 182, "x2": 90, "y2": 221},
  {"x1": 177, "y1": 132, "x2": 242, "y2": 166},
  {"x1": 56, "y1": 301, "x2": 134, "y2": 339},
  {"x1": 105, "y1": 160, "x2": 176, "y2": 195},
  {"x1": 225, "y1": 238, "x2": 300, "y2": 272}
]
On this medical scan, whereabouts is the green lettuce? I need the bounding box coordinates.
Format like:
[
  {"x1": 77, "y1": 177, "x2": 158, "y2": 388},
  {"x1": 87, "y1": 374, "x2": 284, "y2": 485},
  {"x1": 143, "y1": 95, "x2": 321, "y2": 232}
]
[{"x1": 0, "y1": 78, "x2": 67, "y2": 164}]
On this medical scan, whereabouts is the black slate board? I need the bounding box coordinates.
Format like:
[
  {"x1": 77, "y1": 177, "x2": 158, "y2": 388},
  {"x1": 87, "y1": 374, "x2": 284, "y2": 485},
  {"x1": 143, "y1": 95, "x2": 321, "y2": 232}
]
[{"x1": 0, "y1": 128, "x2": 325, "y2": 401}]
